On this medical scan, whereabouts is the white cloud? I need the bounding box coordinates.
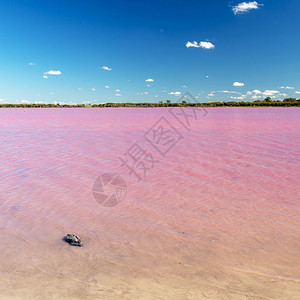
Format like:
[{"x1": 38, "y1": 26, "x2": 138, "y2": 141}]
[
  {"x1": 146, "y1": 84, "x2": 151, "y2": 87},
  {"x1": 43, "y1": 75, "x2": 48, "y2": 79},
  {"x1": 232, "y1": 1, "x2": 263, "y2": 15},
  {"x1": 262, "y1": 90, "x2": 279, "y2": 96},
  {"x1": 186, "y1": 41, "x2": 215, "y2": 49},
  {"x1": 231, "y1": 96, "x2": 246, "y2": 100},
  {"x1": 252, "y1": 89, "x2": 262, "y2": 94},
  {"x1": 280, "y1": 86, "x2": 294, "y2": 89},
  {"x1": 115, "y1": 89, "x2": 120, "y2": 92},
  {"x1": 182, "y1": 85, "x2": 188, "y2": 88},
  {"x1": 233, "y1": 82, "x2": 245, "y2": 87},
  {"x1": 115, "y1": 94, "x2": 121, "y2": 96},
  {"x1": 44, "y1": 70, "x2": 62, "y2": 75},
  {"x1": 252, "y1": 95, "x2": 262, "y2": 99},
  {"x1": 21, "y1": 100, "x2": 29, "y2": 103},
  {"x1": 91, "y1": 88, "x2": 96, "y2": 91},
  {"x1": 145, "y1": 78, "x2": 154, "y2": 82},
  {"x1": 186, "y1": 41, "x2": 199, "y2": 48},
  {"x1": 169, "y1": 92, "x2": 181, "y2": 96},
  {"x1": 144, "y1": 92, "x2": 149, "y2": 94},
  {"x1": 295, "y1": 91, "x2": 300, "y2": 94},
  {"x1": 218, "y1": 90, "x2": 241, "y2": 94},
  {"x1": 105, "y1": 85, "x2": 110, "y2": 88},
  {"x1": 208, "y1": 93, "x2": 215, "y2": 97},
  {"x1": 102, "y1": 66, "x2": 112, "y2": 71},
  {"x1": 200, "y1": 41, "x2": 215, "y2": 49},
  {"x1": 206, "y1": 75, "x2": 209, "y2": 78},
  {"x1": 29, "y1": 62, "x2": 36, "y2": 66}
]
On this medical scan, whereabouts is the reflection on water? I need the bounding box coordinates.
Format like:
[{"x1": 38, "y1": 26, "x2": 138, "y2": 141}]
[{"x1": 0, "y1": 108, "x2": 299, "y2": 299}]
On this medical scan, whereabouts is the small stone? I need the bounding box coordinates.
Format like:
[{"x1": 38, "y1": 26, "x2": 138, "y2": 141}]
[{"x1": 64, "y1": 234, "x2": 83, "y2": 247}]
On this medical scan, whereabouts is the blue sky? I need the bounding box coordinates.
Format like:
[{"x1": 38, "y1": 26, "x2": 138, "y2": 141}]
[{"x1": 0, "y1": 0, "x2": 299, "y2": 104}]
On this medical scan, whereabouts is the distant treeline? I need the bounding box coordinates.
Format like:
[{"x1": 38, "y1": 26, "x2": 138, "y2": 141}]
[{"x1": 0, "y1": 98, "x2": 299, "y2": 108}]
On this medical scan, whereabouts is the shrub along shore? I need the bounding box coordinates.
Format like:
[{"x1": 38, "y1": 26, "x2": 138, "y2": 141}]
[{"x1": 0, "y1": 98, "x2": 299, "y2": 108}]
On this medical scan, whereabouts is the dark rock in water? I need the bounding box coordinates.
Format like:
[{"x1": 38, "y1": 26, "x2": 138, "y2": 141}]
[{"x1": 64, "y1": 234, "x2": 83, "y2": 247}]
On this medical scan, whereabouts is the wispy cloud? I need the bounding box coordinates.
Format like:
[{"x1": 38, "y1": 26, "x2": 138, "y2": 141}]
[
  {"x1": 105, "y1": 85, "x2": 110, "y2": 88},
  {"x1": 295, "y1": 91, "x2": 300, "y2": 94},
  {"x1": 145, "y1": 78, "x2": 154, "y2": 82},
  {"x1": 44, "y1": 70, "x2": 62, "y2": 75},
  {"x1": 91, "y1": 88, "x2": 96, "y2": 91},
  {"x1": 115, "y1": 94, "x2": 121, "y2": 96},
  {"x1": 43, "y1": 75, "x2": 48, "y2": 79},
  {"x1": 29, "y1": 62, "x2": 36, "y2": 66},
  {"x1": 102, "y1": 66, "x2": 112, "y2": 71},
  {"x1": 231, "y1": 96, "x2": 246, "y2": 100},
  {"x1": 186, "y1": 41, "x2": 215, "y2": 49},
  {"x1": 280, "y1": 86, "x2": 294, "y2": 89},
  {"x1": 232, "y1": 1, "x2": 263, "y2": 15},
  {"x1": 169, "y1": 92, "x2": 181, "y2": 96},
  {"x1": 233, "y1": 82, "x2": 245, "y2": 87},
  {"x1": 262, "y1": 90, "x2": 279, "y2": 96}
]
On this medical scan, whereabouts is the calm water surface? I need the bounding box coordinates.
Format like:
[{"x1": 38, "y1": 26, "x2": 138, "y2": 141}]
[{"x1": 0, "y1": 108, "x2": 299, "y2": 299}]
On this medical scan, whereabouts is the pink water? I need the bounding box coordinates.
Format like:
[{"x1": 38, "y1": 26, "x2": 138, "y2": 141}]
[{"x1": 0, "y1": 108, "x2": 299, "y2": 299}]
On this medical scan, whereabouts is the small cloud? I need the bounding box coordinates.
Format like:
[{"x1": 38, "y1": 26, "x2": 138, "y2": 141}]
[
  {"x1": 77, "y1": 88, "x2": 82, "y2": 91},
  {"x1": 115, "y1": 89, "x2": 120, "y2": 92},
  {"x1": 232, "y1": 1, "x2": 263, "y2": 15},
  {"x1": 21, "y1": 100, "x2": 29, "y2": 103},
  {"x1": 231, "y1": 96, "x2": 246, "y2": 100},
  {"x1": 29, "y1": 62, "x2": 36, "y2": 66},
  {"x1": 208, "y1": 93, "x2": 215, "y2": 97},
  {"x1": 102, "y1": 66, "x2": 112, "y2": 71},
  {"x1": 219, "y1": 90, "x2": 240, "y2": 94},
  {"x1": 145, "y1": 78, "x2": 154, "y2": 82},
  {"x1": 115, "y1": 94, "x2": 121, "y2": 96},
  {"x1": 50, "y1": 92, "x2": 55, "y2": 95},
  {"x1": 91, "y1": 88, "x2": 96, "y2": 91},
  {"x1": 146, "y1": 84, "x2": 151, "y2": 87},
  {"x1": 295, "y1": 91, "x2": 300, "y2": 94},
  {"x1": 280, "y1": 86, "x2": 294, "y2": 90},
  {"x1": 43, "y1": 75, "x2": 48, "y2": 79},
  {"x1": 44, "y1": 70, "x2": 62, "y2": 75},
  {"x1": 262, "y1": 90, "x2": 279, "y2": 96},
  {"x1": 233, "y1": 82, "x2": 245, "y2": 87},
  {"x1": 169, "y1": 92, "x2": 181, "y2": 96},
  {"x1": 206, "y1": 75, "x2": 209, "y2": 78},
  {"x1": 186, "y1": 41, "x2": 215, "y2": 49},
  {"x1": 144, "y1": 92, "x2": 149, "y2": 95},
  {"x1": 186, "y1": 41, "x2": 199, "y2": 48},
  {"x1": 182, "y1": 85, "x2": 188, "y2": 88},
  {"x1": 105, "y1": 85, "x2": 110, "y2": 88},
  {"x1": 252, "y1": 95, "x2": 262, "y2": 99},
  {"x1": 252, "y1": 89, "x2": 262, "y2": 94}
]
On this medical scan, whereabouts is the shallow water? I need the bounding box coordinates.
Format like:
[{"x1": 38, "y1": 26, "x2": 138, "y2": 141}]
[{"x1": 0, "y1": 108, "x2": 299, "y2": 299}]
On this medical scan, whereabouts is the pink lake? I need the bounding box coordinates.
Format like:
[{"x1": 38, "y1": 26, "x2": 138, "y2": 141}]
[{"x1": 0, "y1": 108, "x2": 299, "y2": 299}]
